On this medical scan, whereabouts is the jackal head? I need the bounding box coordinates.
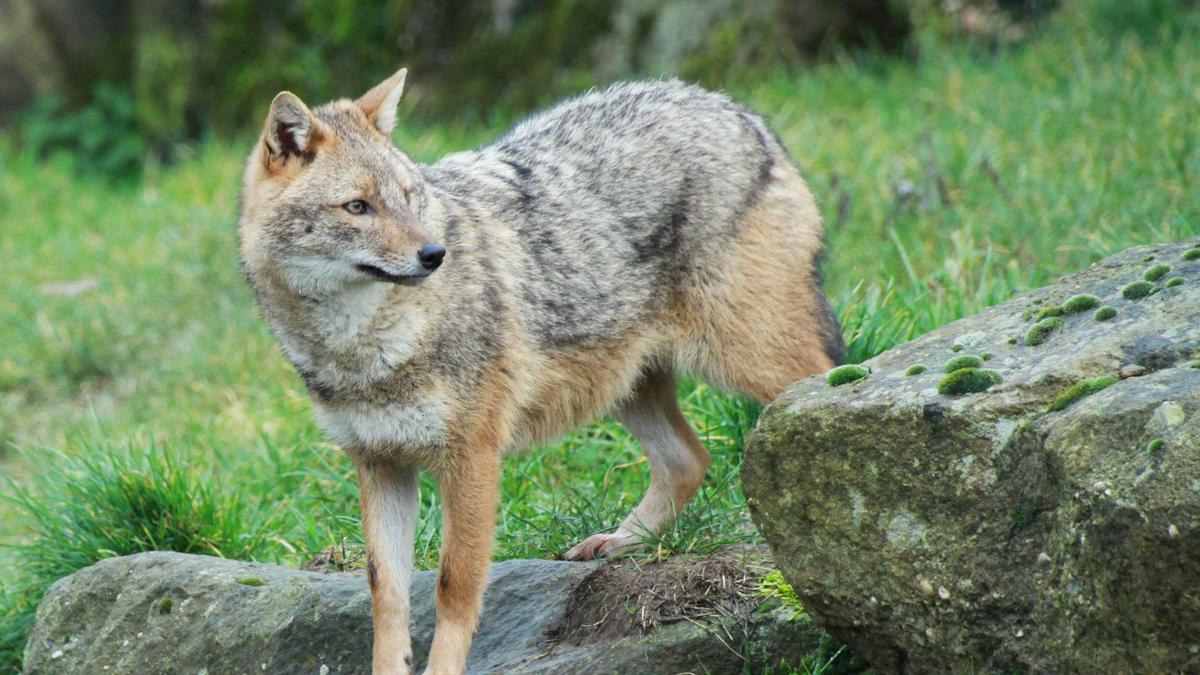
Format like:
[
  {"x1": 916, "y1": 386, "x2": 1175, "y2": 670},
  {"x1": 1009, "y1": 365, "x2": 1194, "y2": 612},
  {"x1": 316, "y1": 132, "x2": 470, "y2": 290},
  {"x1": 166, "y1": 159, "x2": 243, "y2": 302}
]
[{"x1": 239, "y1": 68, "x2": 444, "y2": 296}]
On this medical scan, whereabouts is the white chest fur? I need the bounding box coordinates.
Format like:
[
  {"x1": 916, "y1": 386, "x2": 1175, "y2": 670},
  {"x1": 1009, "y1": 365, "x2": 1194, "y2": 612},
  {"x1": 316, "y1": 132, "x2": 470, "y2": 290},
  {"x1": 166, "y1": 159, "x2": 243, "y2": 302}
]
[{"x1": 313, "y1": 396, "x2": 450, "y2": 455}]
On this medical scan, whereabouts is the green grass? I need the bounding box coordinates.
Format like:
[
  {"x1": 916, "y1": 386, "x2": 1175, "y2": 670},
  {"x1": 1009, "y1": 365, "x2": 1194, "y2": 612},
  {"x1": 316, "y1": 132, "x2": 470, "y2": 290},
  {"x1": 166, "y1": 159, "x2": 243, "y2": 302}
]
[{"x1": 4, "y1": 3, "x2": 1200, "y2": 671}]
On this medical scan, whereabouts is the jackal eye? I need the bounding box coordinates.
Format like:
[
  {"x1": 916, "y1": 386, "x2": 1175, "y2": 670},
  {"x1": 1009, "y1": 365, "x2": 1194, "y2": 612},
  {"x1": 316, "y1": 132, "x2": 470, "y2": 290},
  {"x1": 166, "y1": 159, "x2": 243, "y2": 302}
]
[{"x1": 343, "y1": 199, "x2": 370, "y2": 215}]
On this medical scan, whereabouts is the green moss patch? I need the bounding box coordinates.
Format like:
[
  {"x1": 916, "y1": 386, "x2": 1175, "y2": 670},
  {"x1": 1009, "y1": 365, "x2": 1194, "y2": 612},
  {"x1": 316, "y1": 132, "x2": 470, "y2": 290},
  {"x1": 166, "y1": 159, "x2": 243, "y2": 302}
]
[
  {"x1": 944, "y1": 355, "x2": 984, "y2": 373},
  {"x1": 1046, "y1": 375, "x2": 1118, "y2": 412},
  {"x1": 757, "y1": 569, "x2": 804, "y2": 617},
  {"x1": 1143, "y1": 263, "x2": 1171, "y2": 281},
  {"x1": 827, "y1": 364, "x2": 869, "y2": 386},
  {"x1": 1121, "y1": 281, "x2": 1155, "y2": 299},
  {"x1": 1183, "y1": 248, "x2": 1200, "y2": 261},
  {"x1": 155, "y1": 596, "x2": 173, "y2": 614},
  {"x1": 1007, "y1": 336, "x2": 1018, "y2": 345},
  {"x1": 980, "y1": 351, "x2": 994, "y2": 361},
  {"x1": 1036, "y1": 305, "x2": 1064, "y2": 320},
  {"x1": 1062, "y1": 294, "x2": 1100, "y2": 314},
  {"x1": 1025, "y1": 317, "x2": 1064, "y2": 346},
  {"x1": 1093, "y1": 306, "x2": 1117, "y2": 321},
  {"x1": 950, "y1": 343, "x2": 964, "y2": 352},
  {"x1": 1146, "y1": 438, "x2": 1164, "y2": 453},
  {"x1": 235, "y1": 577, "x2": 265, "y2": 587},
  {"x1": 905, "y1": 364, "x2": 927, "y2": 376},
  {"x1": 938, "y1": 368, "x2": 1003, "y2": 395},
  {"x1": 1165, "y1": 277, "x2": 1184, "y2": 288}
]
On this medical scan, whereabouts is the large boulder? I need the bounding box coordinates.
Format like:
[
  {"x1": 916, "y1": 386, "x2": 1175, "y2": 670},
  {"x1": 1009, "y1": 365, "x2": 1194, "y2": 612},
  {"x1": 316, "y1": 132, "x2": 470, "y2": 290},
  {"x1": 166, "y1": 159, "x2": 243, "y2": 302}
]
[
  {"x1": 23, "y1": 547, "x2": 825, "y2": 673},
  {"x1": 743, "y1": 239, "x2": 1200, "y2": 673}
]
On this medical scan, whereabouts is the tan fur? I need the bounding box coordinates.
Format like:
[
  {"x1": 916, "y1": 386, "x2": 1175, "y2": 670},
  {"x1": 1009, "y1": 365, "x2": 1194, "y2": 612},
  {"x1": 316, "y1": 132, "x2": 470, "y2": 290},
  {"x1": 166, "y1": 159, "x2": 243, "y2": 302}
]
[{"x1": 239, "y1": 73, "x2": 842, "y2": 674}]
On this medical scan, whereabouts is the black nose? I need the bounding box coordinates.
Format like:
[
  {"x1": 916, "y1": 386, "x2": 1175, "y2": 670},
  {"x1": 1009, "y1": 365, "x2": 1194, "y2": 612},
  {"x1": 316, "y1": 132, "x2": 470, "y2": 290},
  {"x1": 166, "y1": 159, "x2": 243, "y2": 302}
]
[{"x1": 417, "y1": 243, "x2": 446, "y2": 271}]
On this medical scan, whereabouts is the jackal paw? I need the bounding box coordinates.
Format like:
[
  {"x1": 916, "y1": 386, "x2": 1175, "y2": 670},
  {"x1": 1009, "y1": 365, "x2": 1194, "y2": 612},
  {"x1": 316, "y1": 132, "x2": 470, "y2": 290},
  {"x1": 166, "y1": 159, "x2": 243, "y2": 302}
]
[{"x1": 563, "y1": 532, "x2": 644, "y2": 561}]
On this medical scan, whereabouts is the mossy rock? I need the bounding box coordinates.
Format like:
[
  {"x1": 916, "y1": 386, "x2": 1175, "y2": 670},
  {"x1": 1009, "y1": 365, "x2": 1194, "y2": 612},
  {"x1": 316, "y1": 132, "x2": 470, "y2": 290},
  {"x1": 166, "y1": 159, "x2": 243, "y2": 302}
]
[{"x1": 743, "y1": 239, "x2": 1200, "y2": 675}]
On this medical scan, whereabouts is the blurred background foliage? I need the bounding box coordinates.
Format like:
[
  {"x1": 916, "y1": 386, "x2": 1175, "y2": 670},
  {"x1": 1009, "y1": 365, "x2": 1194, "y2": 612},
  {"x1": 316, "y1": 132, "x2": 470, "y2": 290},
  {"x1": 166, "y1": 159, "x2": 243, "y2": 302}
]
[{"x1": 0, "y1": 0, "x2": 1057, "y2": 176}]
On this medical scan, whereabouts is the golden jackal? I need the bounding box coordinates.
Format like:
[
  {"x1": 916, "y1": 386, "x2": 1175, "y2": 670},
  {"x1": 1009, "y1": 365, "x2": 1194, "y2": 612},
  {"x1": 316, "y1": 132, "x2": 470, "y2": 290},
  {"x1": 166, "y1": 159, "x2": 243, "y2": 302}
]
[{"x1": 239, "y1": 68, "x2": 843, "y2": 674}]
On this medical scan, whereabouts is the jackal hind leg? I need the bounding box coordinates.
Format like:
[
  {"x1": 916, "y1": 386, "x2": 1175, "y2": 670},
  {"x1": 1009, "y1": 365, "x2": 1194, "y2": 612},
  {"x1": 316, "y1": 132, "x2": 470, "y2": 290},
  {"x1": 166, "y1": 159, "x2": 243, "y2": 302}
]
[{"x1": 563, "y1": 369, "x2": 710, "y2": 561}]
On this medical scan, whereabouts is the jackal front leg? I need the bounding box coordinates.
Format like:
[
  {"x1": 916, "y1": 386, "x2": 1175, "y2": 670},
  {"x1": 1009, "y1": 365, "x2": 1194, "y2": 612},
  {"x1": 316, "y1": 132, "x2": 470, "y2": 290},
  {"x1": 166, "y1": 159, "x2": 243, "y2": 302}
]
[
  {"x1": 423, "y1": 445, "x2": 500, "y2": 675},
  {"x1": 358, "y1": 459, "x2": 420, "y2": 675}
]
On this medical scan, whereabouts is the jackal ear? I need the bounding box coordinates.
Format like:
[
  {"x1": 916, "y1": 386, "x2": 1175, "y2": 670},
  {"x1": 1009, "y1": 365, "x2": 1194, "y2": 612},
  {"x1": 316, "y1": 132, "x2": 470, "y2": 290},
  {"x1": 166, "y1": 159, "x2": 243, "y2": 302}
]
[
  {"x1": 355, "y1": 68, "x2": 407, "y2": 136},
  {"x1": 263, "y1": 91, "x2": 323, "y2": 163}
]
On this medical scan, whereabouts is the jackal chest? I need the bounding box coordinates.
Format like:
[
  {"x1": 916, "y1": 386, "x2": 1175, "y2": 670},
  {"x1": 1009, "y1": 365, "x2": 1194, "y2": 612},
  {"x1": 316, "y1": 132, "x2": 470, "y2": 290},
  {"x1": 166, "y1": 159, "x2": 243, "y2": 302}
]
[{"x1": 313, "y1": 395, "x2": 450, "y2": 456}]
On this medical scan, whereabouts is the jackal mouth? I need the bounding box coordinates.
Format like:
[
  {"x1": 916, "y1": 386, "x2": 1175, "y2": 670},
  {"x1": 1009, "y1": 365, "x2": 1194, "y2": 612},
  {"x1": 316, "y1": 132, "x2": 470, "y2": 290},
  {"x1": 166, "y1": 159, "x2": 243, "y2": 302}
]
[{"x1": 354, "y1": 263, "x2": 428, "y2": 286}]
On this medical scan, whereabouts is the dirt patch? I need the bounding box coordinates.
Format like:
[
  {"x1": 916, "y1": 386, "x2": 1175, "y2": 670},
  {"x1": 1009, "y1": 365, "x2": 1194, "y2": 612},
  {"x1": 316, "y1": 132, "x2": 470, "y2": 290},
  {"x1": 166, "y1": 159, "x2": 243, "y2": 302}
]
[
  {"x1": 547, "y1": 545, "x2": 775, "y2": 646},
  {"x1": 301, "y1": 541, "x2": 367, "y2": 573}
]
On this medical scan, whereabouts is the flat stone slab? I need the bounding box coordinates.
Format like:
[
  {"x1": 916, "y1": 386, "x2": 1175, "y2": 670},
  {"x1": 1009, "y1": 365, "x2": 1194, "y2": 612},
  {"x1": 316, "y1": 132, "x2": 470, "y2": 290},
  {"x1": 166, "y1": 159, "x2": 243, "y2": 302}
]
[{"x1": 24, "y1": 548, "x2": 823, "y2": 673}]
